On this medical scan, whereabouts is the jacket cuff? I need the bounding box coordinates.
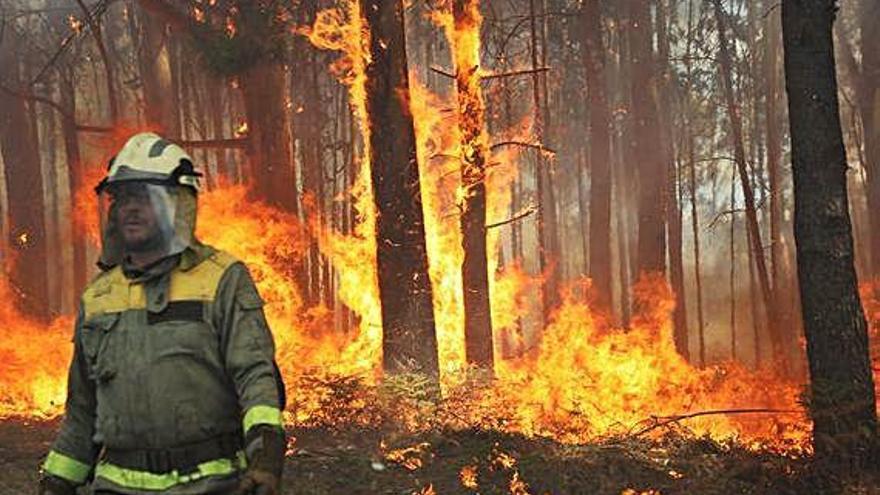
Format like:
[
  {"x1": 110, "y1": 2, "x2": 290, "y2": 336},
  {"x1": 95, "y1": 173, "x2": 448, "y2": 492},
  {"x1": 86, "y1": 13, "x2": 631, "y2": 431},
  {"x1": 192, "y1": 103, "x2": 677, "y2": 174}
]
[
  {"x1": 42, "y1": 450, "x2": 92, "y2": 485},
  {"x1": 242, "y1": 405, "x2": 283, "y2": 434}
]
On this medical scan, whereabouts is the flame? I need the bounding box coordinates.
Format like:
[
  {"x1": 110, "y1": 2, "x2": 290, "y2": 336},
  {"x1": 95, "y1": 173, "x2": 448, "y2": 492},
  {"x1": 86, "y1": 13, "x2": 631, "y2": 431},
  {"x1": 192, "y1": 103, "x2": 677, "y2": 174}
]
[{"x1": 0, "y1": 277, "x2": 71, "y2": 417}]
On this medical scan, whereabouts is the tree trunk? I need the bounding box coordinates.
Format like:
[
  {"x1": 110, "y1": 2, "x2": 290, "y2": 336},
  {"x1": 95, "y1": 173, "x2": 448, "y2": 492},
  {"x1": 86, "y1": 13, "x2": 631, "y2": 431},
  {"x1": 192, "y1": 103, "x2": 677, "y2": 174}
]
[
  {"x1": 293, "y1": 3, "x2": 326, "y2": 308},
  {"x1": 0, "y1": 34, "x2": 49, "y2": 321},
  {"x1": 240, "y1": 62, "x2": 299, "y2": 213},
  {"x1": 683, "y1": 0, "x2": 705, "y2": 365},
  {"x1": 860, "y1": 0, "x2": 880, "y2": 277},
  {"x1": 782, "y1": 0, "x2": 878, "y2": 466},
  {"x1": 730, "y1": 172, "x2": 738, "y2": 361},
  {"x1": 582, "y1": 0, "x2": 613, "y2": 315},
  {"x1": 451, "y1": 0, "x2": 494, "y2": 371},
  {"x1": 657, "y1": 0, "x2": 688, "y2": 359},
  {"x1": 630, "y1": 0, "x2": 666, "y2": 276},
  {"x1": 712, "y1": 0, "x2": 785, "y2": 373},
  {"x1": 361, "y1": 0, "x2": 440, "y2": 377},
  {"x1": 765, "y1": 5, "x2": 793, "y2": 367},
  {"x1": 527, "y1": 0, "x2": 560, "y2": 325},
  {"x1": 58, "y1": 66, "x2": 88, "y2": 305},
  {"x1": 133, "y1": 5, "x2": 180, "y2": 137}
]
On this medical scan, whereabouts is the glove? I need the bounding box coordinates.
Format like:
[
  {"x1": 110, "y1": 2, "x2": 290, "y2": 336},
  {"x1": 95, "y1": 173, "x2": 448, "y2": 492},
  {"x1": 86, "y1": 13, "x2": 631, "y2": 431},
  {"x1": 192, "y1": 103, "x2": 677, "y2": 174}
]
[
  {"x1": 233, "y1": 425, "x2": 286, "y2": 495},
  {"x1": 38, "y1": 475, "x2": 77, "y2": 495}
]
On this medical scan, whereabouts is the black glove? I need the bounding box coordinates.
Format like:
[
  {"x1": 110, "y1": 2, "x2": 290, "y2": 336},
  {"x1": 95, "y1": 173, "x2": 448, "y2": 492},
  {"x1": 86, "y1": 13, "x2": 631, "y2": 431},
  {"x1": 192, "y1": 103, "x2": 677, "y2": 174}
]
[
  {"x1": 233, "y1": 425, "x2": 286, "y2": 495},
  {"x1": 38, "y1": 475, "x2": 77, "y2": 495}
]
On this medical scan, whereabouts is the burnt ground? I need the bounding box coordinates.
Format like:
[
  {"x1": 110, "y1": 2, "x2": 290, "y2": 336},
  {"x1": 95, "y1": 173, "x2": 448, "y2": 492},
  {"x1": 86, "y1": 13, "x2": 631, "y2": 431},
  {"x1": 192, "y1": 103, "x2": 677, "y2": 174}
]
[{"x1": 1, "y1": 419, "x2": 877, "y2": 495}]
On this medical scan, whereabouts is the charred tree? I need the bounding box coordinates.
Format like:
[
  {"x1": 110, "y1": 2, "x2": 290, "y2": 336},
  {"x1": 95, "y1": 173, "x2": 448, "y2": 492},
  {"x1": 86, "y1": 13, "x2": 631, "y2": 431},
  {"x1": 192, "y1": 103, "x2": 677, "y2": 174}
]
[
  {"x1": 361, "y1": 0, "x2": 440, "y2": 377},
  {"x1": 582, "y1": 0, "x2": 613, "y2": 315},
  {"x1": 451, "y1": 0, "x2": 494, "y2": 371},
  {"x1": 782, "y1": 0, "x2": 878, "y2": 466},
  {"x1": 0, "y1": 28, "x2": 49, "y2": 321},
  {"x1": 711, "y1": 0, "x2": 785, "y2": 373}
]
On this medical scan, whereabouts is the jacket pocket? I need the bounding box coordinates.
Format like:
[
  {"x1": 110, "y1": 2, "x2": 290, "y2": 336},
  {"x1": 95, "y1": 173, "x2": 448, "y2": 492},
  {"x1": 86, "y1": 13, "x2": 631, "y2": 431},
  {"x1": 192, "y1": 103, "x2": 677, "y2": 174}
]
[{"x1": 80, "y1": 312, "x2": 119, "y2": 383}]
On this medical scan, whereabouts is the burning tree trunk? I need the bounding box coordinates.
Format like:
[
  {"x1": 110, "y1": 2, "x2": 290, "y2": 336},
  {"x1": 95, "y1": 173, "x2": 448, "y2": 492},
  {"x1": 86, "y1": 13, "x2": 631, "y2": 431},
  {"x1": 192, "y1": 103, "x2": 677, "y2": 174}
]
[
  {"x1": 782, "y1": 0, "x2": 878, "y2": 466},
  {"x1": 711, "y1": 0, "x2": 785, "y2": 373},
  {"x1": 450, "y1": 0, "x2": 494, "y2": 371},
  {"x1": 0, "y1": 32, "x2": 49, "y2": 321},
  {"x1": 629, "y1": 0, "x2": 666, "y2": 276},
  {"x1": 582, "y1": 0, "x2": 613, "y2": 315},
  {"x1": 361, "y1": 0, "x2": 440, "y2": 377}
]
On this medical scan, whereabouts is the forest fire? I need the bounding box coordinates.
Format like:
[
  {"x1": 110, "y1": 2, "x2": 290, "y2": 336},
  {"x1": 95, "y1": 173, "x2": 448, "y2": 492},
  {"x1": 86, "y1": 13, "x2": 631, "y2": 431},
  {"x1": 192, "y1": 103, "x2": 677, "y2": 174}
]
[
  {"x1": 2, "y1": 0, "x2": 879, "y2": 492},
  {"x1": 0, "y1": 0, "x2": 856, "y2": 457},
  {"x1": 0, "y1": 168, "x2": 817, "y2": 451}
]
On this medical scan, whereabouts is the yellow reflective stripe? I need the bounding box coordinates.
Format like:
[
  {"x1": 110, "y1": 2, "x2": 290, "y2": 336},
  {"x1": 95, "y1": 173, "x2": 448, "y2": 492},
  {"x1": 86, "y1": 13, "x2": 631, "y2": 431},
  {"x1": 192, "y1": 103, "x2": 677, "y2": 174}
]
[
  {"x1": 43, "y1": 450, "x2": 92, "y2": 484},
  {"x1": 94, "y1": 452, "x2": 245, "y2": 491},
  {"x1": 243, "y1": 405, "x2": 283, "y2": 434}
]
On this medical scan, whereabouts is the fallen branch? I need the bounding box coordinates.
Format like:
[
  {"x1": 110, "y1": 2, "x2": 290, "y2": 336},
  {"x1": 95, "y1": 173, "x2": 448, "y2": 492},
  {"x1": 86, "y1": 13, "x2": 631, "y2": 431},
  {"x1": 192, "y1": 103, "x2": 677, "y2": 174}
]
[{"x1": 630, "y1": 408, "x2": 802, "y2": 438}]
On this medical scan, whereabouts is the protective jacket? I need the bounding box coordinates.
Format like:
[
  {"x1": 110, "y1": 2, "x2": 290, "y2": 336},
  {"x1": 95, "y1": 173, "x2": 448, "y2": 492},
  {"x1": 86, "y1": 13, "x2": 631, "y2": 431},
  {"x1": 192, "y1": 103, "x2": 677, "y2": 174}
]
[{"x1": 42, "y1": 243, "x2": 285, "y2": 494}]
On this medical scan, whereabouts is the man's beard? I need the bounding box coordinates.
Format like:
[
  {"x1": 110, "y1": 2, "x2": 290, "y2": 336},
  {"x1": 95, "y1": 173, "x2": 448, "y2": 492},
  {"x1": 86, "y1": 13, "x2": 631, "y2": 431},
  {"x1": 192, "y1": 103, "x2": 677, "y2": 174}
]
[{"x1": 122, "y1": 228, "x2": 166, "y2": 254}]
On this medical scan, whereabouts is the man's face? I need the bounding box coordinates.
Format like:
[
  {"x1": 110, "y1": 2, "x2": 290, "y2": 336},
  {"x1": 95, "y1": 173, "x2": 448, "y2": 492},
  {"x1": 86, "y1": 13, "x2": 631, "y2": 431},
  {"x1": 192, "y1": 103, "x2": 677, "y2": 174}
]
[{"x1": 110, "y1": 183, "x2": 162, "y2": 253}]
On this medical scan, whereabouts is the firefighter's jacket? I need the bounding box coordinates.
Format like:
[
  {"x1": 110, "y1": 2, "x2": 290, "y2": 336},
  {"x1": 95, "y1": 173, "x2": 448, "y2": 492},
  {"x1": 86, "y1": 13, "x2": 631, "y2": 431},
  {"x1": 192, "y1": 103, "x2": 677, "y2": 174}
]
[{"x1": 42, "y1": 244, "x2": 285, "y2": 493}]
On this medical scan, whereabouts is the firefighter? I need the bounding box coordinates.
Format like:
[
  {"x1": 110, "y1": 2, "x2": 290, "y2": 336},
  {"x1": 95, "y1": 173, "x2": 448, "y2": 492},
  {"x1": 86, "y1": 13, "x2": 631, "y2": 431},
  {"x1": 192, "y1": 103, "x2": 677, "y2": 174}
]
[{"x1": 38, "y1": 132, "x2": 286, "y2": 495}]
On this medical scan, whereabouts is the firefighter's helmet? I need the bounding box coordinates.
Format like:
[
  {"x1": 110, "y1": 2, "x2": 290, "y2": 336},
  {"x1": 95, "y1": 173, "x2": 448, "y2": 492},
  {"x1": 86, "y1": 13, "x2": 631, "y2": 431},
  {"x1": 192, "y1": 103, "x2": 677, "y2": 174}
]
[{"x1": 96, "y1": 133, "x2": 203, "y2": 269}]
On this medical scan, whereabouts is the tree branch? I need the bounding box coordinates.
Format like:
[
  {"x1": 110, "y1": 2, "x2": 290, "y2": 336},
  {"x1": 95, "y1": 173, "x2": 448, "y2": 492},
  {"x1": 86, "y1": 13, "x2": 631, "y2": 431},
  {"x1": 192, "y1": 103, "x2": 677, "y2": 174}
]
[
  {"x1": 75, "y1": 0, "x2": 118, "y2": 122},
  {"x1": 178, "y1": 137, "x2": 250, "y2": 149},
  {"x1": 0, "y1": 83, "x2": 111, "y2": 133},
  {"x1": 490, "y1": 140, "x2": 556, "y2": 155},
  {"x1": 486, "y1": 205, "x2": 537, "y2": 230},
  {"x1": 429, "y1": 65, "x2": 551, "y2": 82},
  {"x1": 482, "y1": 67, "x2": 550, "y2": 81}
]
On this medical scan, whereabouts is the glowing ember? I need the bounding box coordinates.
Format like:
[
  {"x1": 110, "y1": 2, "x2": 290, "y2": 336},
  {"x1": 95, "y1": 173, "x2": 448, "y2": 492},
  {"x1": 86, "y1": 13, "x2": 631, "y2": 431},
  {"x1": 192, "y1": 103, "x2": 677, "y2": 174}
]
[{"x1": 460, "y1": 464, "x2": 478, "y2": 488}]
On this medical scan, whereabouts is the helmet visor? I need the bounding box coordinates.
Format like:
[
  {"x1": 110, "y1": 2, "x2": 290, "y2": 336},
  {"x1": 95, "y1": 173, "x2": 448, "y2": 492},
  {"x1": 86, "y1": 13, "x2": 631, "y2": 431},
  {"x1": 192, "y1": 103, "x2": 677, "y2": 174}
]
[{"x1": 98, "y1": 182, "x2": 195, "y2": 268}]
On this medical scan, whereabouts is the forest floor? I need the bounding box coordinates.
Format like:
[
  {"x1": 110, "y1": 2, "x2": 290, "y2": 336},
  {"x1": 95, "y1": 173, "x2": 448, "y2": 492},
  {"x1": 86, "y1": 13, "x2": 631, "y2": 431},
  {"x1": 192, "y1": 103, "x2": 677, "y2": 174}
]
[{"x1": 2, "y1": 418, "x2": 878, "y2": 495}]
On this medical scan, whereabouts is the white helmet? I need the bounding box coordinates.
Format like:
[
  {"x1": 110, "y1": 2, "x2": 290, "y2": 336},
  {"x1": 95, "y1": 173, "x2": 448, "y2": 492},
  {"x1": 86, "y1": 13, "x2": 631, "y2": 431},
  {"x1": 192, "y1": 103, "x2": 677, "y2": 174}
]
[
  {"x1": 96, "y1": 132, "x2": 202, "y2": 193},
  {"x1": 96, "y1": 133, "x2": 203, "y2": 269}
]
